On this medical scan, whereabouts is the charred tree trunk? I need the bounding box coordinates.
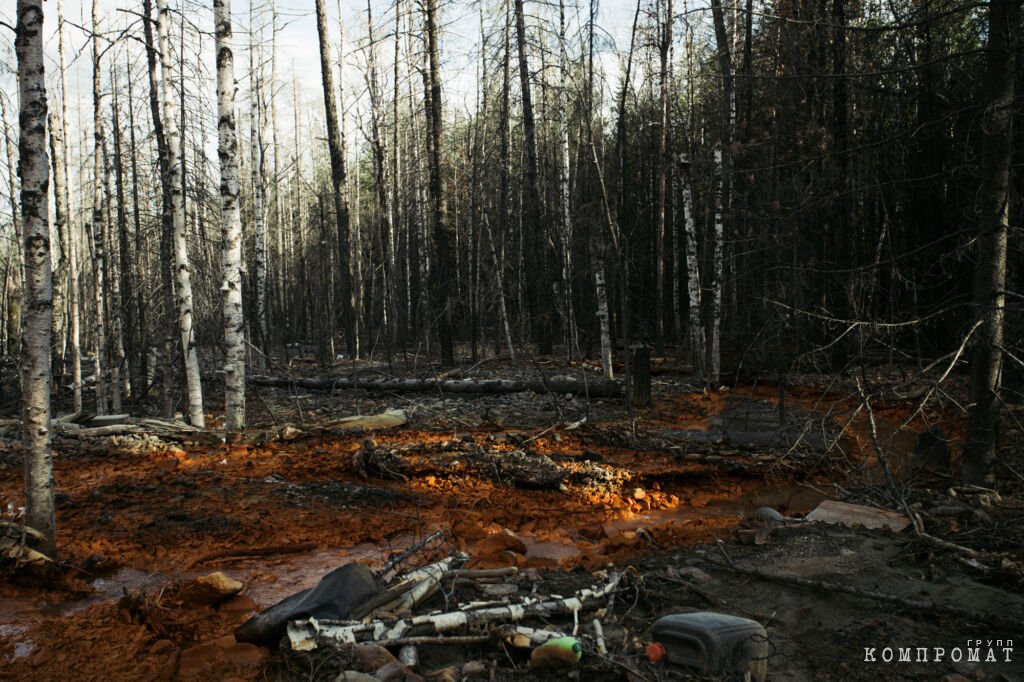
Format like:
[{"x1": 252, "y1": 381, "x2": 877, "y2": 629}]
[
  {"x1": 963, "y1": 0, "x2": 1019, "y2": 485},
  {"x1": 314, "y1": 0, "x2": 354, "y2": 357},
  {"x1": 513, "y1": 0, "x2": 550, "y2": 355},
  {"x1": 142, "y1": 0, "x2": 177, "y2": 420},
  {"x1": 423, "y1": 0, "x2": 456, "y2": 365}
]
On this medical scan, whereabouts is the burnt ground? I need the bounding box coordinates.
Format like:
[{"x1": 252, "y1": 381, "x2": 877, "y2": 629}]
[{"x1": 0, "y1": 356, "x2": 1022, "y2": 681}]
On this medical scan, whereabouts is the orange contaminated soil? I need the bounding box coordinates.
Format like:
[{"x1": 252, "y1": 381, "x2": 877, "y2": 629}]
[{"x1": 0, "y1": 382, "x2": 961, "y2": 681}]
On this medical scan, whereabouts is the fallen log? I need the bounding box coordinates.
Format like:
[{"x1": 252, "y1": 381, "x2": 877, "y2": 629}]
[
  {"x1": 183, "y1": 543, "x2": 317, "y2": 570},
  {"x1": 287, "y1": 571, "x2": 624, "y2": 649},
  {"x1": 248, "y1": 374, "x2": 623, "y2": 397}
]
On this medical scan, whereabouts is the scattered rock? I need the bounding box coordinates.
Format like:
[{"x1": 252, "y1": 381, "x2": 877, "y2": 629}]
[
  {"x1": 579, "y1": 523, "x2": 607, "y2": 541},
  {"x1": 754, "y1": 506, "x2": 785, "y2": 524},
  {"x1": 335, "y1": 673, "x2": 377, "y2": 682},
  {"x1": 177, "y1": 636, "x2": 266, "y2": 679},
  {"x1": 180, "y1": 571, "x2": 243, "y2": 607},
  {"x1": 218, "y1": 594, "x2": 257, "y2": 617},
  {"x1": 677, "y1": 566, "x2": 712, "y2": 583},
  {"x1": 468, "y1": 529, "x2": 527, "y2": 567},
  {"x1": 351, "y1": 643, "x2": 401, "y2": 672},
  {"x1": 424, "y1": 666, "x2": 458, "y2": 682},
  {"x1": 374, "y1": 660, "x2": 422, "y2": 681},
  {"x1": 461, "y1": 660, "x2": 488, "y2": 678}
]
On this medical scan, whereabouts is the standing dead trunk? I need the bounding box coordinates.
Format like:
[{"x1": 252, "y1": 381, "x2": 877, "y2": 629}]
[
  {"x1": 90, "y1": 0, "x2": 109, "y2": 414},
  {"x1": 557, "y1": 0, "x2": 576, "y2": 358},
  {"x1": 513, "y1": 0, "x2": 550, "y2": 354},
  {"x1": 142, "y1": 0, "x2": 176, "y2": 420},
  {"x1": 125, "y1": 59, "x2": 148, "y2": 394},
  {"x1": 56, "y1": 0, "x2": 82, "y2": 414},
  {"x1": 1, "y1": 101, "x2": 22, "y2": 357},
  {"x1": 314, "y1": 0, "x2": 354, "y2": 357},
  {"x1": 655, "y1": 0, "x2": 673, "y2": 354},
  {"x1": 423, "y1": 0, "x2": 456, "y2": 365},
  {"x1": 110, "y1": 72, "x2": 129, "y2": 410},
  {"x1": 250, "y1": 11, "x2": 268, "y2": 361},
  {"x1": 962, "y1": 0, "x2": 1019, "y2": 485},
  {"x1": 708, "y1": 0, "x2": 733, "y2": 388},
  {"x1": 217, "y1": 0, "x2": 245, "y2": 432},
  {"x1": 679, "y1": 154, "x2": 705, "y2": 380},
  {"x1": 47, "y1": 113, "x2": 71, "y2": 397},
  {"x1": 16, "y1": 0, "x2": 57, "y2": 556},
  {"x1": 158, "y1": 0, "x2": 205, "y2": 426},
  {"x1": 366, "y1": 0, "x2": 395, "y2": 349}
]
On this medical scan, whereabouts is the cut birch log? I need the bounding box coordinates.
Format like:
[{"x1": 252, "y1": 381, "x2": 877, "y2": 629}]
[
  {"x1": 287, "y1": 571, "x2": 623, "y2": 650},
  {"x1": 249, "y1": 374, "x2": 623, "y2": 397}
]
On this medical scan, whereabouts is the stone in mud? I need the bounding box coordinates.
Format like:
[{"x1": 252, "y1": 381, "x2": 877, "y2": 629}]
[
  {"x1": 218, "y1": 594, "x2": 258, "y2": 617},
  {"x1": 235, "y1": 563, "x2": 382, "y2": 644},
  {"x1": 180, "y1": 571, "x2": 243, "y2": 607},
  {"x1": 461, "y1": 660, "x2": 489, "y2": 678},
  {"x1": 468, "y1": 529, "x2": 527, "y2": 567},
  {"x1": 177, "y1": 636, "x2": 266, "y2": 679},
  {"x1": 424, "y1": 666, "x2": 459, "y2": 681},
  {"x1": 350, "y1": 643, "x2": 401, "y2": 672},
  {"x1": 753, "y1": 506, "x2": 785, "y2": 524},
  {"x1": 579, "y1": 522, "x2": 607, "y2": 541},
  {"x1": 374, "y1": 660, "x2": 422, "y2": 681}
]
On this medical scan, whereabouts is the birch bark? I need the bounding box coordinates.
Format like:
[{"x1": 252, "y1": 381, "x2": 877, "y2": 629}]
[
  {"x1": 158, "y1": 0, "x2": 205, "y2": 426},
  {"x1": 216, "y1": 0, "x2": 245, "y2": 431},
  {"x1": 16, "y1": 0, "x2": 57, "y2": 555}
]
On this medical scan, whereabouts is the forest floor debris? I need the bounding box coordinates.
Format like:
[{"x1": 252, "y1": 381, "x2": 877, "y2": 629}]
[{"x1": 0, "y1": 360, "x2": 1022, "y2": 680}]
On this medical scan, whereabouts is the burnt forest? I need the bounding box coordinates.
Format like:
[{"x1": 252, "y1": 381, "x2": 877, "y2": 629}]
[{"x1": 0, "y1": 0, "x2": 1022, "y2": 679}]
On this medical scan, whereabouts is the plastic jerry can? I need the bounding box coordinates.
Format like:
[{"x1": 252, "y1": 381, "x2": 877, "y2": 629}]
[{"x1": 649, "y1": 612, "x2": 768, "y2": 681}]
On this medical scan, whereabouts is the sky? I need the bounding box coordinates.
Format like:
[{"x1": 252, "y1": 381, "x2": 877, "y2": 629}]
[
  {"x1": 1, "y1": 0, "x2": 646, "y2": 121},
  {"x1": 0, "y1": 0, "x2": 705, "y2": 215}
]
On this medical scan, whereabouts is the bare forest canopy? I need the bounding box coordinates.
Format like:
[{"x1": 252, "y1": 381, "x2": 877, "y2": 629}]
[{"x1": 1, "y1": 0, "x2": 1021, "y2": 401}]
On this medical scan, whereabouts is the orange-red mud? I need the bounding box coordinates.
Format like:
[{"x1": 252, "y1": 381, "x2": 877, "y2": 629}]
[{"x1": 0, "y1": 382, "x2": 956, "y2": 681}]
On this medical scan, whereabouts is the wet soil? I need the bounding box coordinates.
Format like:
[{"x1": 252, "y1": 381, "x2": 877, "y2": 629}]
[{"x1": 0, "y1": 360, "x2": 1021, "y2": 681}]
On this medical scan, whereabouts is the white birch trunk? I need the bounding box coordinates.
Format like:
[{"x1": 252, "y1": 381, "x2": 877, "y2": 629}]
[
  {"x1": 217, "y1": 0, "x2": 245, "y2": 431},
  {"x1": 594, "y1": 243, "x2": 614, "y2": 380},
  {"x1": 557, "y1": 0, "x2": 576, "y2": 358},
  {"x1": 709, "y1": 148, "x2": 724, "y2": 387},
  {"x1": 159, "y1": 0, "x2": 205, "y2": 426},
  {"x1": 16, "y1": 0, "x2": 57, "y2": 556},
  {"x1": 680, "y1": 154, "x2": 705, "y2": 379},
  {"x1": 90, "y1": 0, "x2": 109, "y2": 415}
]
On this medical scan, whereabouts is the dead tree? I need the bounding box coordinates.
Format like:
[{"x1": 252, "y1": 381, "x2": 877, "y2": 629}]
[
  {"x1": 314, "y1": 0, "x2": 354, "y2": 357},
  {"x1": 90, "y1": 0, "x2": 109, "y2": 414},
  {"x1": 962, "y1": 0, "x2": 1019, "y2": 485},
  {"x1": 158, "y1": 0, "x2": 205, "y2": 426},
  {"x1": 423, "y1": 0, "x2": 457, "y2": 365}
]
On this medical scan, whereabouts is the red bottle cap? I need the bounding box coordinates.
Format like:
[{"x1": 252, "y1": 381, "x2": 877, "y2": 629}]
[{"x1": 646, "y1": 641, "x2": 666, "y2": 662}]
